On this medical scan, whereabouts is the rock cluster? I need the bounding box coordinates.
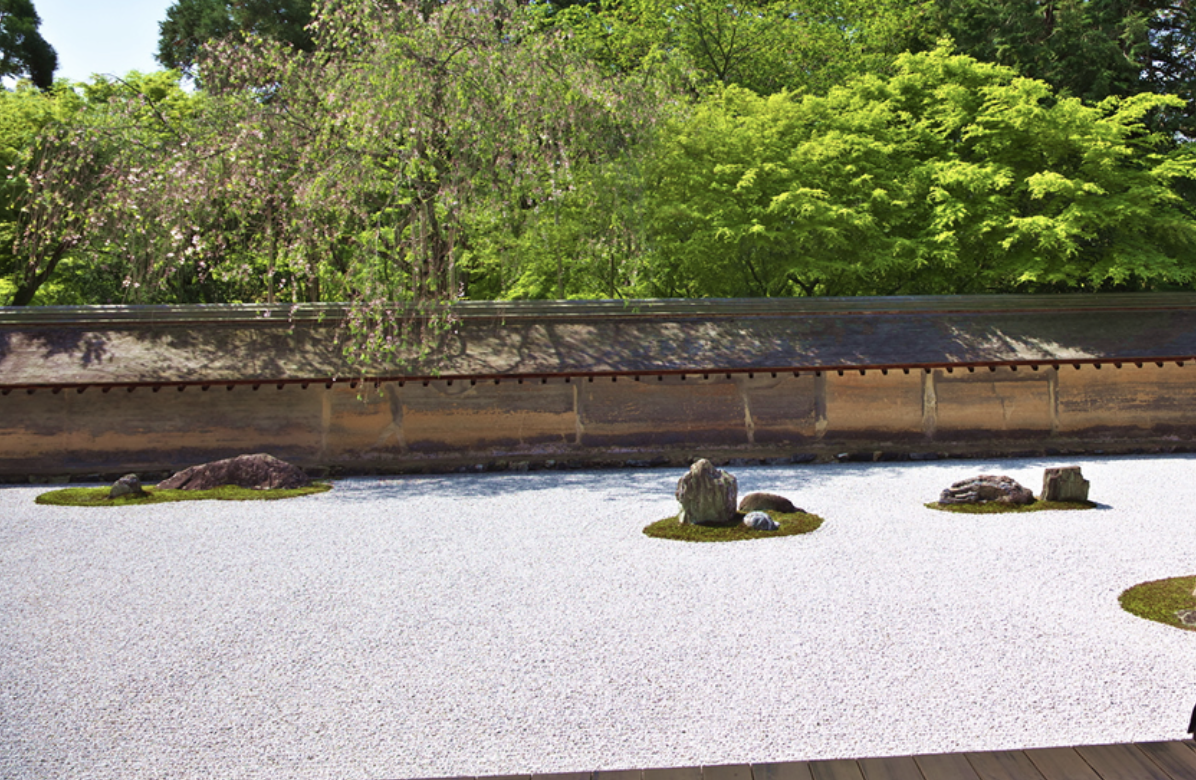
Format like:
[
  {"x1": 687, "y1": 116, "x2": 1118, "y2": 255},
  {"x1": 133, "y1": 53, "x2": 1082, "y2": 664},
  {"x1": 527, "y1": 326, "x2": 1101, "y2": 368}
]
[
  {"x1": 157, "y1": 453, "x2": 310, "y2": 491},
  {"x1": 939, "y1": 475, "x2": 1034, "y2": 505},
  {"x1": 675, "y1": 461, "x2": 804, "y2": 529},
  {"x1": 675, "y1": 459, "x2": 737, "y2": 525}
]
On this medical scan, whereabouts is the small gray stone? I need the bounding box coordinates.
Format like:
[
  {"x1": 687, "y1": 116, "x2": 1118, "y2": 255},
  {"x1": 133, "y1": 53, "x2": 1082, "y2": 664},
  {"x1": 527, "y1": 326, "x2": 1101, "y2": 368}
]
[
  {"x1": 676, "y1": 459, "x2": 737, "y2": 525},
  {"x1": 1175, "y1": 609, "x2": 1196, "y2": 626},
  {"x1": 743, "y1": 511, "x2": 780, "y2": 531},
  {"x1": 109, "y1": 473, "x2": 146, "y2": 499},
  {"x1": 939, "y1": 475, "x2": 1034, "y2": 505},
  {"x1": 1042, "y1": 466, "x2": 1089, "y2": 502}
]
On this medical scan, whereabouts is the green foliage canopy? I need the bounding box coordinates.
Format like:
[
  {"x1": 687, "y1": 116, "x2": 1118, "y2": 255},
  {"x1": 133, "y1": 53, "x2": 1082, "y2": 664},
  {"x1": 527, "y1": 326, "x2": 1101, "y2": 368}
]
[
  {"x1": 157, "y1": 0, "x2": 315, "y2": 74},
  {"x1": 6, "y1": 0, "x2": 666, "y2": 355},
  {"x1": 3, "y1": 71, "x2": 231, "y2": 306},
  {"x1": 937, "y1": 0, "x2": 1196, "y2": 136},
  {"x1": 645, "y1": 47, "x2": 1196, "y2": 298},
  {"x1": 0, "y1": 0, "x2": 55, "y2": 89},
  {"x1": 8, "y1": 0, "x2": 1196, "y2": 348},
  {"x1": 0, "y1": 79, "x2": 79, "y2": 303},
  {"x1": 556, "y1": 0, "x2": 935, "y2": 97}
]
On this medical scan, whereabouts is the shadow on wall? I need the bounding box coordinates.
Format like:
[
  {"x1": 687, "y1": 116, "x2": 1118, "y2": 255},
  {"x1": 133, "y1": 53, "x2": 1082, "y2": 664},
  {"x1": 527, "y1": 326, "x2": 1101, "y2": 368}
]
[
  {"x1": 0, "y1": 328, "x2": 110, "y2": 367},
  {"x1": 8, "y1": 299, "x2": 1196, "y2": 385}
]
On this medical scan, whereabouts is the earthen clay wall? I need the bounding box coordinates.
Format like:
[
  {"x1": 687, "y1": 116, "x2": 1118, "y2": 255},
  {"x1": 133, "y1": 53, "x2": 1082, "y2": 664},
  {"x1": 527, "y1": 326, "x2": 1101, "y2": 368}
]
[{"x1": 4, "y1": 363, "x2": 1195, "y2": 479}]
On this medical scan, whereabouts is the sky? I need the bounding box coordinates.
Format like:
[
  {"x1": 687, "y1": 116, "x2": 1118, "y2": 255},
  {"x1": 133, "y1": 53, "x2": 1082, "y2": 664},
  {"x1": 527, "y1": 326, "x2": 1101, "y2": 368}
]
[{"x1": 35, "y1": 0, "x2": 177, "y2": 84}]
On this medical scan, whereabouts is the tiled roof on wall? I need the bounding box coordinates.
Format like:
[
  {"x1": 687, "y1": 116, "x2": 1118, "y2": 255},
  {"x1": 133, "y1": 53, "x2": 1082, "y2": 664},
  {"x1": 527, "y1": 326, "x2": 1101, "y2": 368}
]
[{"x1": 4, "y1": 294, "x2": 1196, "y2": 389}]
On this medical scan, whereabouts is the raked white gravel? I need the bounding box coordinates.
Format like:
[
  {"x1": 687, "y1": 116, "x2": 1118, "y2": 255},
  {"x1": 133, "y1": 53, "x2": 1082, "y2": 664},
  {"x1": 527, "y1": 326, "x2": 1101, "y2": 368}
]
[{"x1": 1, "y1": 455, "x2": 1194, "y2": 780}]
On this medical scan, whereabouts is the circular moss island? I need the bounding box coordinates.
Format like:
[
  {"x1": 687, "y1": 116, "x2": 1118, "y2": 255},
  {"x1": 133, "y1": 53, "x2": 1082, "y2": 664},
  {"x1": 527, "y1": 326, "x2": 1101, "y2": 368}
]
[
  {"x1": 35, "y1": 483, "x2": 333, "y2": 506},
  {"x1": 1119, "y1": 575, "x2": 1196, "y2": 632},
  {"x1": 643, "y1": 510, "x2": 823, "y2": 542},
  {"x1": 924, "y1": 499, "x2": 1097, "y2": 514}
]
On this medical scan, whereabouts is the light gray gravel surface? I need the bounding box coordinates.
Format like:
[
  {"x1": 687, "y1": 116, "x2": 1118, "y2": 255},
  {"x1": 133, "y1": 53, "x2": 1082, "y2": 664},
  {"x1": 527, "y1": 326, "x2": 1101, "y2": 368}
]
[{"x1": 2, "y1": 455, "x2": 1194, "y2": 780}]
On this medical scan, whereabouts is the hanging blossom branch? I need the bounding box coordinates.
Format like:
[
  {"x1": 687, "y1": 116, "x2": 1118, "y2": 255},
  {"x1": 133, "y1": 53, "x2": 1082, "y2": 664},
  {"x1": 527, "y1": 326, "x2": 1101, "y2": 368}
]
[{"x1": 13, "y1": 0, "x2": 670, "y2": 368}]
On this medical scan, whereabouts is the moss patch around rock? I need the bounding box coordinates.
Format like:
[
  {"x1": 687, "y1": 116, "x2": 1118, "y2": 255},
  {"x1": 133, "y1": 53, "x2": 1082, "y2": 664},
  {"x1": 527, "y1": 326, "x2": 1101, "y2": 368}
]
[
  {"x1": 1119, "y1": 575, "x2": 1196, "y2": 632},
  {"x1": 924, "y1": 499, "x2": 1097, "y2": 514},
  {"x1": 644, "y1": 511, "x2": 823, "y2": 542},
  {"x1": 35, "y1": 483, "x2": 333, "y2": 506}
]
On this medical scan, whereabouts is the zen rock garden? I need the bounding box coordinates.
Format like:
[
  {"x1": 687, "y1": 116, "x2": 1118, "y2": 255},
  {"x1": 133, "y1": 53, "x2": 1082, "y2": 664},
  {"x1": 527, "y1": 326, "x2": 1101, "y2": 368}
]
[
  {"x1": 35, "y1": 453, "x2": 327, "y2": 507},
  {"x1": 670, "y1": 458, "x2": 1093, "y2": 534},
  {"x1": 934, "y1": 466, "x2": 1092, "y2": 510},
  {"x1": 45, "y1": 451, "x2": 1196, "y2": 632},
  {"x1": 106, "y1": 453, "x2": 311, "y2": 498},
  {"x1": 675, "y1": 458, "x2": 804, "y2": 530},
  {"x1": 655, "y1": 458, "x2": 1097, "y2": 542},
  {"x1": 647, "y1": 458, "x2": 822, "y2": 542}
]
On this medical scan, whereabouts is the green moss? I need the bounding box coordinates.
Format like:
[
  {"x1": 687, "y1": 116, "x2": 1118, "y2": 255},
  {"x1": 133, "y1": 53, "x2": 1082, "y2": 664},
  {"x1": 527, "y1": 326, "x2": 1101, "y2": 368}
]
[
  {"x1": 1119, "y1": 576, "x2": 1196, "y2": 632},
  {"x1": 924, "y1": 500, "x2": 1097, "y2": 514},
  {"x1": 35, "y1": 483, "x2": 333, "y2": 506},
  {"x1": 643, "y1": 510, "x2": 823, "y2": 542}
]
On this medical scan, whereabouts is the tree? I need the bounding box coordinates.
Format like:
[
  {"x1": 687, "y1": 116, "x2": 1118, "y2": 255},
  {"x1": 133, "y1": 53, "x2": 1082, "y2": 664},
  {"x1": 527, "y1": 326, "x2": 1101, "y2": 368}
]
[
  {"x1": 237, "y1": 0, "x2": 664, "y2": 353},
  {"x1": 0, "y1": 80, "x2": 80, "y2": 303},
  {"x1": 644, "y1": 46, "x2": 1196, "y2": 298},
  {"x1": 555, "y1": 0, "x2": 935, "y2": 97},
  {"x1": 157, "y1": 0, "x2": 314, "y2": 74},
  {"x1": 0, "y1": 0, "x2": 56, "y2": 89},
  {"x1": 935, "y1": 0, "x2": 1196, "y2": 136},
  {"x1": 17, "y1": 0, "x2": 662, "y2": 362},
  {"x1": 466, "y1": 152, "x2": 655, "y2": 300},
  {"x1": 4, "y1": 72, "x2": 226, "y2": 306}
]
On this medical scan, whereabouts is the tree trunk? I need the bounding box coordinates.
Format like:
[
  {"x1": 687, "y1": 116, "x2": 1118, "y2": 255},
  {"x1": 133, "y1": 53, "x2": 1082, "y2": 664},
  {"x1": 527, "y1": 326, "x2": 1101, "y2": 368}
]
[{"x1": 10, "y1": 242, "x2": 70, "y2": 306}]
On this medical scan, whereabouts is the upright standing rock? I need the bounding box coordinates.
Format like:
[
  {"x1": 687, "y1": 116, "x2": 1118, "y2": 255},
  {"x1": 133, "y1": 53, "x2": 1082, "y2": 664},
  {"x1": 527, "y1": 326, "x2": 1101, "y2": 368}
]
[
  {"x1": 1041, "y1": 466, "x2": 1089, "y2": 502},
  {"x1": 676, "y1": 459, "x2": 738, "y2": 525}
]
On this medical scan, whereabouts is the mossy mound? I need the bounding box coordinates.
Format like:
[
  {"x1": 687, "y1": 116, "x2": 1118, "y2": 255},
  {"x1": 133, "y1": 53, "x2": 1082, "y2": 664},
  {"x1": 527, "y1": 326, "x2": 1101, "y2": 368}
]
[
  {"x1": 35, "y1": 483, "x2": 333, "y2": 506},
  {"x1": 644, "y1": 510, "x2": 823, "y2": 542},
  {"x1": 924, "y1": 499, "x2": 1097, "y2": 514},
  {"x1": 1119, "y1": 576, "x2": 1196, "y2": 632}
]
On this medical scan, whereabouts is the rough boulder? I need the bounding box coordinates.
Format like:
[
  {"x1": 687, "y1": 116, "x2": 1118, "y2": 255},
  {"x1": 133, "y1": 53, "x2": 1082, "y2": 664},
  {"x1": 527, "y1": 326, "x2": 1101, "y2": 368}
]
[
  {"x1": 939, "y1": 475, "x2": 1034, "y2": 505},
  {"x1": 738, "y1": 492, "x2": 801, "y2": 514},
  {"x1": 676, "y1": 459, "x2": 737, "y2": 525},
  {"x1": 1041, "y1": 466, "x2": 1089, "y2": 502},
  {"x1": 109, "y1": 473, "x2": 146, "y2": 499},
  {"x1": 157, "y1": 453, "x2": 310, "y2": 491}
]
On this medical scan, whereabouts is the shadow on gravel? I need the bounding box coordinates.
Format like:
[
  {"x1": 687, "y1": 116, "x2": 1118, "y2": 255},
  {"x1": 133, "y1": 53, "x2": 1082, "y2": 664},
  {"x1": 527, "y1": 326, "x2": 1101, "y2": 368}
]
[
  {"x1": 8, "y1": 452, "x2": 1182, "y2": 503},
  {"x1": 331, "y1": 470, "x2": 682, "y2": 502},
  {"x1": 329, "y1": 464, "x2": 837, "y2": 503}
]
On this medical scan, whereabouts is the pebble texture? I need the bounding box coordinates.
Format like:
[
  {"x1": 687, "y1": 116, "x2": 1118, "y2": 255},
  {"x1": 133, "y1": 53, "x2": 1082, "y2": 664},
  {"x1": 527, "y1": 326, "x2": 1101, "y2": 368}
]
[{"x1": 1, "y1": 456, "x2": 1194, "y2": 780}]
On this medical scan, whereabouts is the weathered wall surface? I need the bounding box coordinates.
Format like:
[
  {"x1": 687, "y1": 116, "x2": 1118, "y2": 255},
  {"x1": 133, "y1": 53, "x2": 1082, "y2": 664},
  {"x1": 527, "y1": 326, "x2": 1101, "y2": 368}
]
[{"x1": 5, "y1": 364, "x2": 1196, "y2": 479}]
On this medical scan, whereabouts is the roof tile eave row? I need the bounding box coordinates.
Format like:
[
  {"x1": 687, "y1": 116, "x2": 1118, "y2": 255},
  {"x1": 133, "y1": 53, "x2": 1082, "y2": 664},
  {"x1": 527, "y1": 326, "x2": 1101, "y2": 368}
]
[{"x1": 4, "y1": 355, "x2": 1194, "y2": 393}]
